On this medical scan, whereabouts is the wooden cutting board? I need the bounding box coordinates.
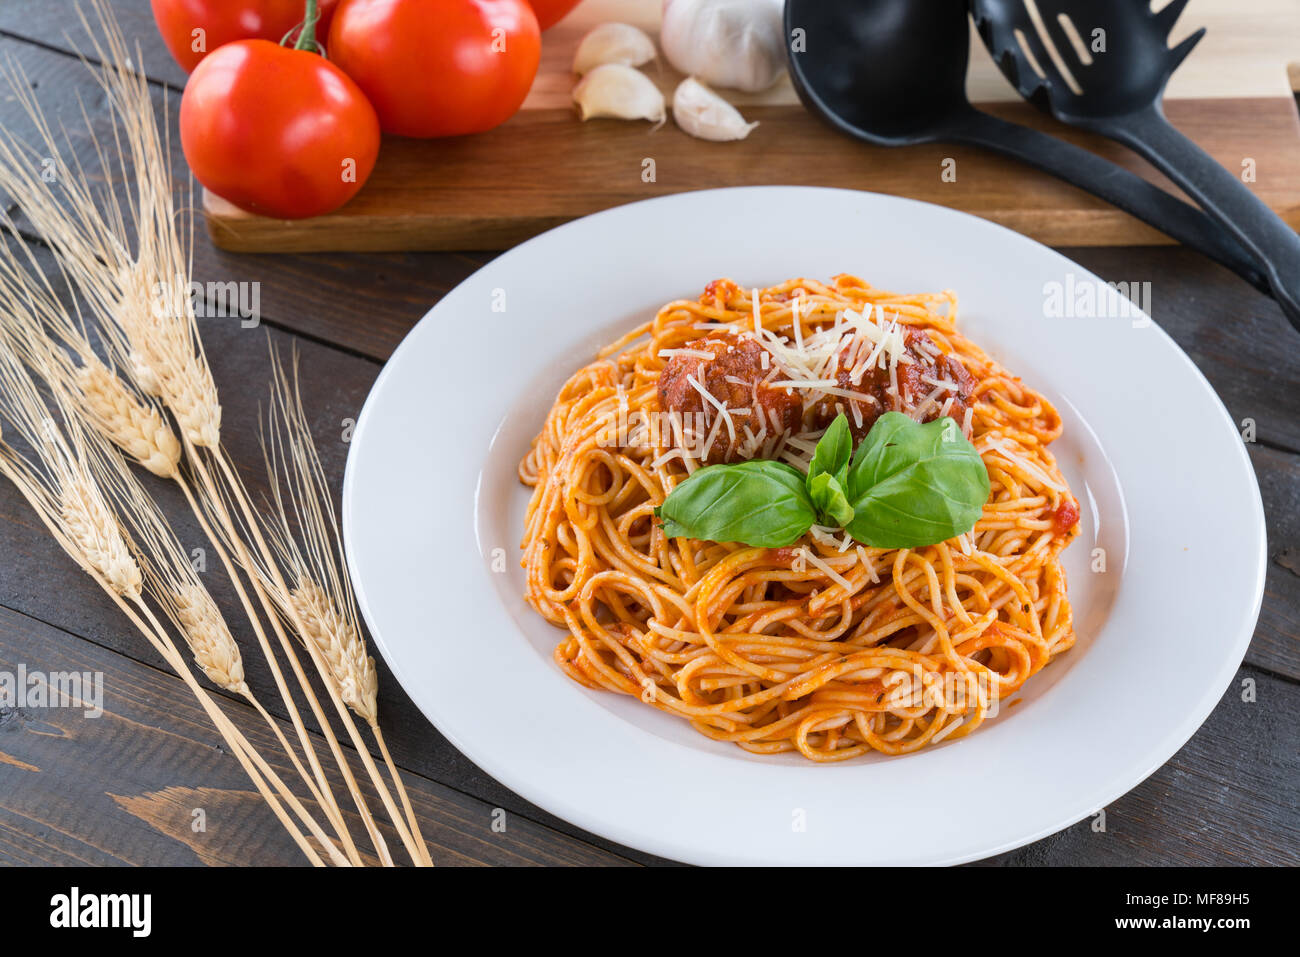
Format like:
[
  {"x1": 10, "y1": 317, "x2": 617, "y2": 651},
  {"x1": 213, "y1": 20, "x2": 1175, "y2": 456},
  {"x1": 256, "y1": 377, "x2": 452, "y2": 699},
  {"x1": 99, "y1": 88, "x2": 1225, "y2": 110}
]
[{"x1": 203, "y1": 0, "x2": 1300, "y2": 253}]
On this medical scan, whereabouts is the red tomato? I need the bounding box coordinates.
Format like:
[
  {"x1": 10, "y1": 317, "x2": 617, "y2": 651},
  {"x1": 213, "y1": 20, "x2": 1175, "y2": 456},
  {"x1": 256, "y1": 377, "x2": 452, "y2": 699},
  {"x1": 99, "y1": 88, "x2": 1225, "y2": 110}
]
[
  {"x1": 151, "y1": 0, "x2": 339, "y2": 73},
  {"x1": 179, "y1": 40, "x2": 380, "y2": 219},
  {"x1": 328, "y1": 0, "x2": 541, "y2": 138},
  {"x1": 527, "y1": 0, "x2": 582, "y2": 30}
]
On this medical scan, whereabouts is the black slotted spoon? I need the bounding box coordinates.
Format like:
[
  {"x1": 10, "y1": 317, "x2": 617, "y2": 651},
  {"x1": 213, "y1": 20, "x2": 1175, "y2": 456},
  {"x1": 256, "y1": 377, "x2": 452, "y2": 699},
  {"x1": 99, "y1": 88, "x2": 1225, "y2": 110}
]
[
  {"x1": 972, "y1": 0, "x2": 1300, "y2": 332},
  {"x1": 783, "y1": 0, "x2": 1268, "y2": 296}
]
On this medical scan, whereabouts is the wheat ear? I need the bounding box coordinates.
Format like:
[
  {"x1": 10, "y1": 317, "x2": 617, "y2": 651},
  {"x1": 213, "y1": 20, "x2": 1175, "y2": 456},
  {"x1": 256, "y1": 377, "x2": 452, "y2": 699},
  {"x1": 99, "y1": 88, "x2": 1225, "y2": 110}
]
[
  {"x1": 0, "y1": 249, "x2": 365, "y2": 864},
  {"x1": 5, "y1": 0, "x2": 414, "y2": 865},
  {"x1": 0, "y1": 345, "x2": 341, "y2": 865},
  {"x1": 74, "y1": 357, "x2": 181, "y2": 478},
  {"x1": 82, "y1": 13, "x2": 389, "y2": 861},
  {"x1": 259, "y1": 345, "x2": 431, "y2": 864},
  {"x1": 289, "y1": 577, "x2": 378, "y2": 724},
  {"x1": 0, "y1": 15, "x2": 373, "y2": 862}
]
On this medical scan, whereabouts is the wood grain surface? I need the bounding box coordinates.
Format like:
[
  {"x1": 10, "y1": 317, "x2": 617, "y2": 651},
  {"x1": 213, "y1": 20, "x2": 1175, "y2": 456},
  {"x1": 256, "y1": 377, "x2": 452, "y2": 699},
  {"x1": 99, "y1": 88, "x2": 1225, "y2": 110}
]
[
  {"x1": 199, "y1": 98, "x2": 1300, "y2": 253},
  {"x1": 189, "y1": 0, "x2": 1300, "y2": 253},
  {"x1": 0, "y1": 0, "x2": 1296, "y2": 867}
]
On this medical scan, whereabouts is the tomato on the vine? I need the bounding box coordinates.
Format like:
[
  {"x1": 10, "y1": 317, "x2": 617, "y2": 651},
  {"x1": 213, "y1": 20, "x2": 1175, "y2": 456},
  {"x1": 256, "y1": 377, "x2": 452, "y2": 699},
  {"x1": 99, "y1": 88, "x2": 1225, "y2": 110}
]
[
  {"x1": 179, "y1": 39, "x2": 379, "y2": 219},
  {"x1": 328, "y1": 0, "x2": 541, "y2": 138},
  {"x1": 526, "y1": 0, "x2": 582, "y2": 30},
  {"x1": 151, "y1": 0, "x2": 339, "y2": 73}
]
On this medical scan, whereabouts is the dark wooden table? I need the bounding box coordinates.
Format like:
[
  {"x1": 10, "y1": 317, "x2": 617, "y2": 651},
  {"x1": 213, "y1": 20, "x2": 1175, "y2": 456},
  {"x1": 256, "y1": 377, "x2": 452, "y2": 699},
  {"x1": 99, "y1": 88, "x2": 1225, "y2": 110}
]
[{"x1": 0, "y1": 1, "x2": 1296, "y2": 867}]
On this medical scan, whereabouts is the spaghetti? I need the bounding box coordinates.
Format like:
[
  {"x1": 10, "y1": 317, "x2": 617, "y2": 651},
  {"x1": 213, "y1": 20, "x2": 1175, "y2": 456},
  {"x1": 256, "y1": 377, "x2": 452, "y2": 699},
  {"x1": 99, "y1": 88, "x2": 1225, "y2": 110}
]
[{"x1": 519, "y1": 275, "x2": 1079, "y2": 760}]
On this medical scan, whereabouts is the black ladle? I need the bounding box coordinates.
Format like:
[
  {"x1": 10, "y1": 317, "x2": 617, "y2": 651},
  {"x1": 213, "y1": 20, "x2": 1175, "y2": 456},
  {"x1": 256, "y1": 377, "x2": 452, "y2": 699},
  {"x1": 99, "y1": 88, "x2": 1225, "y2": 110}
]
[
  {"x1": 783, "y1": 0, "x2": 1268, "y2": 296},
  {"x1": 972, "y1": 0, "x2": 1300, "y2": 332}
]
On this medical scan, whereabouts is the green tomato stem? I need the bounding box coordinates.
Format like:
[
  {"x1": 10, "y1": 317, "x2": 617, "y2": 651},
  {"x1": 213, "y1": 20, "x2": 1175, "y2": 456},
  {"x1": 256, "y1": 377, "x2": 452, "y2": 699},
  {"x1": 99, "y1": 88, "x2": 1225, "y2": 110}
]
[{"x1": 291, "y1": 0, "x2": 321, "y2": 53}]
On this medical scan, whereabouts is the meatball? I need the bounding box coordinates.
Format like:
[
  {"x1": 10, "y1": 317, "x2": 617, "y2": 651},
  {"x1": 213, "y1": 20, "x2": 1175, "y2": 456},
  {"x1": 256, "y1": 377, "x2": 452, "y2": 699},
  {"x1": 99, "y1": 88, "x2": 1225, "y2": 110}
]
[
  {"x1": 811, "y1": 328, "x2": 976, "y2": 439},
  {"x1": 657, "y1": 334, "x2": 802, "y2": 463}
]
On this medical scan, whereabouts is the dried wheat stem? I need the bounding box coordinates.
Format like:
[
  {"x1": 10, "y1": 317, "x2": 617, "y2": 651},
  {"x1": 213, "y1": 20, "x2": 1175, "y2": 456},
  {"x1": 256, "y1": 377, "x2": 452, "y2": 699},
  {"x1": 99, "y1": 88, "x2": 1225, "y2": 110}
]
[
  {"x1": 7, "y1": 298, "x2": 362, "y2": 862},
  {"x1": 111, "y1": 264, "x2": 222, "y2": 448},
  {"x1": 46, "y1": 318, "x2": 358, "y2": 860},
  {"x1": 0, "y1": 453, "x2": 334, "y2": 866},
  {"x1": 168, "y1": 581, "x2": 343, "y2": 832},
  {"x1": 172, "y1": 583, "x2": 249, "y2": 694},
  {"x1": 2, "y1": 335, "x2": 349, "y2": 866},
  {"x1": 126, "y1": 598, "x2": 348, "y2": 868},
  {"x1": 82, "y1": 218, "x2": 376, "y2": 860},
  {"x1": 79, "y1": 490, "x2": 344, "y2": 864},
  {"x1": 259, "y1": 346, "x2": 431, "y2": 864},
  {"x1": 192, "y1": 446, "x2": 396, "y2": 866},
  {"x1": 370, "y1": 725, "x2": 426, "y2": 865},
  {"x1": 172, "y1": 473, "x2": 362, "y2": 863},
  {"x1": 288, "y1": 575, "x2": 432, "y2": 865},
  {"x1": 162, "y1": 583, "x2": 354, "y2": 862}
]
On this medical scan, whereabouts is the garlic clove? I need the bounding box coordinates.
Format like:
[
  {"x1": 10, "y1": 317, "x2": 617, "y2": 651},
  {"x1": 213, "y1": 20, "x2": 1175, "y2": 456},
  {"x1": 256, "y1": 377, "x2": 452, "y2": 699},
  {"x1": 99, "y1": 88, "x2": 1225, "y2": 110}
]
[
  {"x1": 672, "y1": 77, "x2": 759, "y2": 141},
  {"x1": 660, "y1": 0, "x2": 786, "y2": 93},
  {"x1": 572, "y1": 22, "x2": 657, "y2": 76},
  {"x1": 573, "y1": 64, "x2": 666, "y2": 124}
]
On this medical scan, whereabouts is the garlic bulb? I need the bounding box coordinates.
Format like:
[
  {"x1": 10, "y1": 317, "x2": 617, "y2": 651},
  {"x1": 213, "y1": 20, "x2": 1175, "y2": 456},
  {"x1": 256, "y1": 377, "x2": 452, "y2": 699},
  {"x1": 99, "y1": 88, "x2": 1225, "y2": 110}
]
[
  {"x1": 660, "y1": 0, "x2": 786, "y2": 93},
  {"x1": 672, "y1": 77, "x2": 758, "y2": 141},
  {"x1": 573, "y1": 23, "x2": 657, "y2": 75},
  {"x1": 573, "y1": 64, "x2": 666, "y2": 124}
]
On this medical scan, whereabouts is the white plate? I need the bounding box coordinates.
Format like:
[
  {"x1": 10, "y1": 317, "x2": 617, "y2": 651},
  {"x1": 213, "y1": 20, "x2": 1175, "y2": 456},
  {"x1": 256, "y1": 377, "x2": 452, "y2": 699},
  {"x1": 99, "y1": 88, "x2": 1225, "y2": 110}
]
[{"x1": 342, "y1": 187, "x2": 1266, "y2": 866}]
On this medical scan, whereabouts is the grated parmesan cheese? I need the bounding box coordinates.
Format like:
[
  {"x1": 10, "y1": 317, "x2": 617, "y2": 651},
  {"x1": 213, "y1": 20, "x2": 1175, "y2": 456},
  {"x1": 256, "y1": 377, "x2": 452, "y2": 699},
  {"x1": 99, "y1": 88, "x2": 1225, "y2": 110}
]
[
  {"x1": 687, "y1": 374, "x2": 736, "y2": 444},
  {"x1": 856, "y1": 546, "x2": 880, "y2": 583},
  {"x1": 796, "y1": 546, "x2": 853, "y2": 591},
  {"x1": 659, "y1": 348, "x2": 718, "y2": 360}
]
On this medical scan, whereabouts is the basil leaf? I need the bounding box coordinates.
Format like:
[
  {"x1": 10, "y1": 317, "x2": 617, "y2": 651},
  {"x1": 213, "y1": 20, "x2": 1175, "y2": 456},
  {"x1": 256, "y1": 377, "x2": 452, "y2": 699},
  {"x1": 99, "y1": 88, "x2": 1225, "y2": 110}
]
[
  {"x1": 809, "y1": 472, "x2": 855, "y2": 527},
  {"x1": 808, "y1": 412, "x2": 852, "y2": 487},
  {"x1": 845, "y1": 412, "x2": 989, "y2": 549},
  {"x1": 656, "y1": 460, "x2": 816, "y2": 547}
]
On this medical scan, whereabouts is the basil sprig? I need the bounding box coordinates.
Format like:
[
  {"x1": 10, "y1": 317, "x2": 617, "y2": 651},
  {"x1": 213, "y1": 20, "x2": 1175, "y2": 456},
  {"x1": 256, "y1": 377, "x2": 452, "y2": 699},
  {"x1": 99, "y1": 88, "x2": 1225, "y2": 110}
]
[{"x1": 654, "y1": 412, "x2": 989, "y2": 549}]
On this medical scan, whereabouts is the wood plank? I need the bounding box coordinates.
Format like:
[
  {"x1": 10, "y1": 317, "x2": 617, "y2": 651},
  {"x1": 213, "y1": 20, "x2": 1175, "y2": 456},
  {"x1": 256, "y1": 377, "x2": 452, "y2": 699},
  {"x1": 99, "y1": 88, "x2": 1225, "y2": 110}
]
[
  {"x1": 0, "y1": 237, "x2": 668, "y2": 863},
  {"x1": 199, "y1": 97, "x2": 1300, "y2": 253},
  {"x1": 6, "y1": 36, "x2": 1300, "y2": 462},
  {"x1": 3, "y1": 607, "x2": 1294, "y2": 866},
  {"x1": 0, "y1": 23, "x2": 1296, "y2": 866},
  {"x1": 5, "y1": 0, "x2": 1298, "y2": 104},
  {"x1": 978, "y1": 663, "x2": 1300, "y2": 866},
  {"x1": 0, "y1": 604, "x2": 640, "y2": 865},
  {"x1": 0, "y1": 0, "x2": 194, "y2": 91},
  {"x1": 1250, "y1": 444, "x2": 1300, "y2": 681},
  {"x1": 6, "y1": 0, "x2": 1297, "y2": 255}
]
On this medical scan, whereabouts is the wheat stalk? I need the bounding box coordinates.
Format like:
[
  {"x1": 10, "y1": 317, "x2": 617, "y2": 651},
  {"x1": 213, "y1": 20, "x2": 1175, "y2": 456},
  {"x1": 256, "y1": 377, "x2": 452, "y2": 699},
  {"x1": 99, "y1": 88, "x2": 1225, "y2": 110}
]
[
  {"x1": 57, "y1": 476, "x2": 142, "y2": 598},
  {"x1": 0, "y1": 218, "x2": 180, "y2": 481},
  {"x1": 0, "y1": 19, "x2": 363, "y2": 863},
  {"x1": 0, "y1": 336, "x2": 348, "y2": 866},
  {"x1": 0, "y1": 0, "x2": 432, "y2": 866},
  {"x1": 0, "y1": 227, "x2": 365, "y2": 862},
  {"x1": 254, "y1": 344, "x2": 432, "y2": 864},
  {"x1": 88, "y1": 53, "x2": 396, "y2": 858}
]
